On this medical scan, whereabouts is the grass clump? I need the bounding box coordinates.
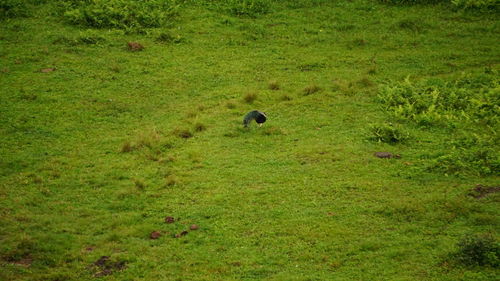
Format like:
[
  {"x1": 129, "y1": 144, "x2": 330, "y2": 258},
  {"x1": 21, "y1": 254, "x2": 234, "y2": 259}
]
[
  {"x1": 356, "y1": 77, "x2": 376, "y2": 88},
  {"x1": 332, "y1": 79, "x2": 357, "y2": 95},
  {"x1": 280, "y1": 94, "x2": 292, "y2": 101},
  {"x1": 165, "y1": 175, "x2": 179, "y2": 186},
  {"x1": 194, "y1": 122, "x2": 206, "y2": 132},
  {"x1": 397, "y1": 18, "x2": 428, "y2": 33},
  {"x1": 303, "y1": 84, "x2": 322, "y2": 95},
  {"x1": 369, "y1": 122, "x2": 410, "y2": 144},
  {"x1": 452, "y1": 234, "x2": 499, "y2": 267},
  {"x1": 134, "y1": 179, "x2": 146, "y2": 190},
  {"x1": 63, "y1": 0, "x2": 179, "y2": 30},
  {"x1": 243, "y1": 92, "x2": 257, "y2": 103},
  {"x1": 156, "y1": 31, "x2": 184, "y2": 44},
  {"x1": 120, "y1": 141, "x2": 133, "y2": 152},
  {"x1": 136, "y1": 129, "x2": 161, "y2": 148},
  {"x1": 268, "y1": 80, "x2": 280, "y2": 90},
  {"x1": 173, "y1": 128, "x2": 193, "y2": 139}
]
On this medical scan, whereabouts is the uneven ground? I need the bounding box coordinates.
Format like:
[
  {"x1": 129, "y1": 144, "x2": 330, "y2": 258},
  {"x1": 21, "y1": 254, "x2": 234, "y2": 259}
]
[{"x1": 0, "y1": 1, "x2": 499, "y2": 280}]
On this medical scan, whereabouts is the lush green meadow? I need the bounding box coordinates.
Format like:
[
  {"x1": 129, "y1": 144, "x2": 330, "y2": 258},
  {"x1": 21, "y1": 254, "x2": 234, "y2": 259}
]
[{"x1": 1, "y1": 0, "x2": 499, "y2": 280}]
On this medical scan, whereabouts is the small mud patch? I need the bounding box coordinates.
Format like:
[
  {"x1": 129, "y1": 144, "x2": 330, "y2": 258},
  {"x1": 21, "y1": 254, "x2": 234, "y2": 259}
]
[
  {"x1": 165, "y1": 216, "x2": 175, "y2": 224},
  {"x1": 40, "y1": 67, "x2": 56, "y2": 73},
  {"x1": 469, "y1": 184, "x2": 500, "y2": 199},
  {"x1": 150, "y1": 231, "x2": 162, "y2": 239},
  {"x1": 174, "y1": 230, "x2": 189, "y2": 238},
  {"x1": 374, "y1": 152, "x2": 401, "y2": 159},
  {"x1": 91, "y1": 256, "x2": 126, "y2": 277},
  {"x1": 127, "y1": 42, "x2": 144, "y2": 51},
  {"x1": 189, "y1": 224, "x2": 199, "y2": 230},
  {"x1": 11, "y1": 257, "x2": 33, "y2": 267}
]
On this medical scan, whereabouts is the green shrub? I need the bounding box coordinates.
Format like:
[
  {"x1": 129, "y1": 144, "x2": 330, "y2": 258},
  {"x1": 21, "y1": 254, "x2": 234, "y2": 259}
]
[
  {"x1": 453, "y1": 234, "x2": 500, "y2": 267},
  {"x1": 369, "y1": 122, "x2": 410, "y2": 144},
  {"x1": 378, "y1": 72, "x2": 499, "y2": 128},
  {"x1": 63, "y1": 0, "x2": 179, "y2": 30},
  {"x1": 378, "y1": 71, "x2": 499, "y2": 176},
  {"x1": 0, "y1": 0, "x2": 28, "y2": 19},
  {"x1": 429, "y1": 133, "x2": 500, "y2": 176}
]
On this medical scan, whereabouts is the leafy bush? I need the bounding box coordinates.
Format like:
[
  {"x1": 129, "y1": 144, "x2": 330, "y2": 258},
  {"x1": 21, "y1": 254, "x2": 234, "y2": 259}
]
[
  {"x1": 63, "y1": 0, "x2": 179, "y2": 30},
  {"x1": 429, "y1": 133, "x2": 499, "y2": 175},
  {"x1": 453, "y1": 234, "x2": 500, "y2": 267},
  {"x1": 369, "y1": 122, "x2": 410, "y2": 144},
  {"x1": 378, "y1": 71, "x2": 499, "y2": 175},
  {"x1": 0, "y1": 0, "x2": 28, "y2": 19},
  {"x1": 378, "y1": 72, "x2": 499, "y2": 128}
]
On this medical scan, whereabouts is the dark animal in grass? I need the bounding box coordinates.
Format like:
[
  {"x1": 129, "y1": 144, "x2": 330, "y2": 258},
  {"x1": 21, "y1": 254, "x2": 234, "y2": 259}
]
[{"x1": 243, "y1": 110, "x2": 267, "y2": 127}]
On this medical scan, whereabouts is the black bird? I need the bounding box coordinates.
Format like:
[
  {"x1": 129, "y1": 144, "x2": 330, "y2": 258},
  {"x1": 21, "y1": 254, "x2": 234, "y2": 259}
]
[{"x1": 243, "y1": 110, "x2": 267, "y2": 127}]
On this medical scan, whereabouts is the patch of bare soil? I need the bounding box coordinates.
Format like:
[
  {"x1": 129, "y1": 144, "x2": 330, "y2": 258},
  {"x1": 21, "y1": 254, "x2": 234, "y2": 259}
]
[
  {"x1": 165, "y1": 216, "x2": 175, "y2": 224},
  {"x1": 174, "y1": 230, "x2": 189, "y2": 238},
  {"x1": 150, "y1": 231, "x2": 162, "y2": 239},
  {"x1": 127, "y1": 42, "x2": 144, "y2": 51},
  {"x1": 469, "y1": 184, "x2": 500, "y2": 199},
  {"x1": 91, "y1": 256, "x2": 126, "y2": 277},
  {"x1": 40, "y1": 67, "x2": 56, "y2": 73},
  {"x1": 11, "y1": 257, "x2": 33, "y2": 267}
]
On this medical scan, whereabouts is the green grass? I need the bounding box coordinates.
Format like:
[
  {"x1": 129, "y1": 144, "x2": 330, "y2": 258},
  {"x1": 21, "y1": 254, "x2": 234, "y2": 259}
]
[{"x1": 1, "y1": 1, "x2": 499, "y2": 280}]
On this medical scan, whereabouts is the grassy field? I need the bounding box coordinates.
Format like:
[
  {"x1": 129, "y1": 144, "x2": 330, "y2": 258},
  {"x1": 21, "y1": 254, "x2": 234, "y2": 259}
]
[{"x1": 1, "y1": 0, "x2": 499, "y2": 280}]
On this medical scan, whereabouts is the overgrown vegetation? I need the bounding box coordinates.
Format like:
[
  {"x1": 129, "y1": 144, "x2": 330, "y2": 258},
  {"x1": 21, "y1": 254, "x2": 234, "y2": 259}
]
[
  {"x1": 452, "y1": 234, "x2": 500, "y2": 267},
  {"x1": 369, "y1": 122, "x2": 411, "y2": 144},
  {"x1": 378, "y1": 72, "x2": 499, "y2": 128},
  {"x1": 62, "y1": 0, "x2": 180, "y2": 30},
  {"x1": 378, "y1": 71, "x2": 499, "y2": 175}
]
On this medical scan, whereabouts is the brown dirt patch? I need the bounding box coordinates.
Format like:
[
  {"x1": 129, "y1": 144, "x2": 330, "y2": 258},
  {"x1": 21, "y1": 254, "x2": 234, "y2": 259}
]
[
  {"x1": 165, "y1": 216, "x2": 175, "y2": 224},
  {"x1": 150, "y1": 231, "x2": 162, "y2": 239},
  {"x1": 91, "y1": 256, "x2": 126, "y2": 277},
  {"x1": 127, "y1": 42, "x2": 144, "y2": 51},
  {"x1": 469, "y1": 184, "x2": 500, "y2": 199},
  {"x1": 12, "y1": 257, "x2": 33, "y2": 267},
  {"x1": 175, "y1": 230, "x2": 189, "y2": 238},
  {"x1": 40, "y1": 67, "x2": 56, "y2": 73}
]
